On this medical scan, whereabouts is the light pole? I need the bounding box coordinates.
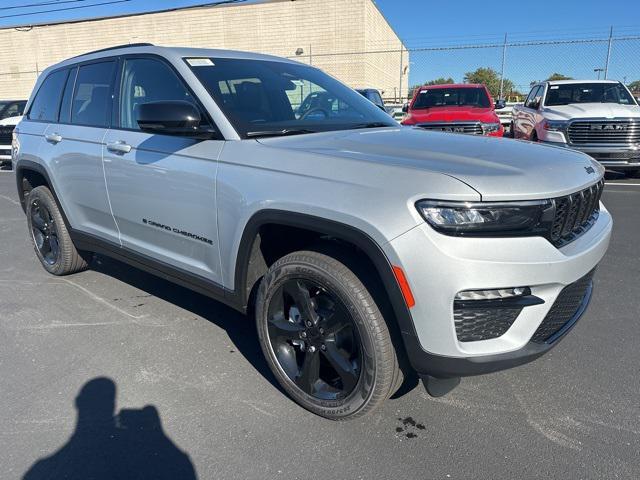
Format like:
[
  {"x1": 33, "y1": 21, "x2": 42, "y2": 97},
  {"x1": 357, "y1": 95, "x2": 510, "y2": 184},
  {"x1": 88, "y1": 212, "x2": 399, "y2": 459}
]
[{"x1": 594, "y1": 68, "x2": 604, "y2": 80}]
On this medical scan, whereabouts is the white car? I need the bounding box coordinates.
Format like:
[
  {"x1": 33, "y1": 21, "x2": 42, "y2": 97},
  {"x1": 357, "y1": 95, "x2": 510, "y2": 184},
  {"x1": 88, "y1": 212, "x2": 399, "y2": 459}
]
[
  {"x1": 512, "y1": 80, "x2": 640, "y2": 175},
  {"x1": 0, "y1": 115, "x2": 22, "y2": 168}
]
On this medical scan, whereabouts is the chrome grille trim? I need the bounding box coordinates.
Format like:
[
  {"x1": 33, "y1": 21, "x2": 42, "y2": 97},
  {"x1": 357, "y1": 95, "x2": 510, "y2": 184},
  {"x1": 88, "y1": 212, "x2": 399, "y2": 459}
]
[
  {"x1": 416, "y1": 122, "x2": 484, "y2": 135},
  {"x1": 567, "y1": 119, "x2": 640, "y2": 145}
]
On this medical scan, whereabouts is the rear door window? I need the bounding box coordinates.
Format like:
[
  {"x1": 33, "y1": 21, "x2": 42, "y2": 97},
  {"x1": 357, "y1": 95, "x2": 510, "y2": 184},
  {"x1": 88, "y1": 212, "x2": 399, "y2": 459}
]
[
  {"x1": 27, "y1": 69, "x2": 68, "y2": 122},
  {"x1": 71, "y1": 61, "x2": 116, "y2": 128}
]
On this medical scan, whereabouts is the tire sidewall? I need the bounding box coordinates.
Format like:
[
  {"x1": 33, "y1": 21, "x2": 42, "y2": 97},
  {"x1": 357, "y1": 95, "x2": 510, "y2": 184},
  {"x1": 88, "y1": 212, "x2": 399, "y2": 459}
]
[
  {"x1": 26, "y1": 187, "x2": 65, "y2": 275},
  {"x1": 256, "y1": 257, "x2": 378, "y2": 419}
]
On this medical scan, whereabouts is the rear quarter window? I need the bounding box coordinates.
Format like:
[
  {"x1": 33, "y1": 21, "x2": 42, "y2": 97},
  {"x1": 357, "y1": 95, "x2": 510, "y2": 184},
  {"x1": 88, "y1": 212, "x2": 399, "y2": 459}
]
[{"x1": 27, "y1": 69, "x2": 69, "y2": 122}]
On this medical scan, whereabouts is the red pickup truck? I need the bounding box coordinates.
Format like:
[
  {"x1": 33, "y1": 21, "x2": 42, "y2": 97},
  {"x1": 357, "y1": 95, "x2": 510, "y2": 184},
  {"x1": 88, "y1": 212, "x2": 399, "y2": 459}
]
[{"x1": 402, "y1": 84, "x2": 505, "y2": 137}]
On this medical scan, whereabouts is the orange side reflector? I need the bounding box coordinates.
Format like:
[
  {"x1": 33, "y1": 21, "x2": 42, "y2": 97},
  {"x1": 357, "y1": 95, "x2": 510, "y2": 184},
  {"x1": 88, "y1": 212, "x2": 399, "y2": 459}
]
[{"x1": 392, "y1": 265, "x2": 415, "y2": 308}]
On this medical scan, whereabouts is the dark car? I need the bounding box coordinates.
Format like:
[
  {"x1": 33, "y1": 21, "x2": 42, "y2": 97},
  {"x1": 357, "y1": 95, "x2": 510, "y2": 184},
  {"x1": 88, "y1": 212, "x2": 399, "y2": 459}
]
[{"x1": 356, "y1": 88, "x2": 387, "y2": 111}]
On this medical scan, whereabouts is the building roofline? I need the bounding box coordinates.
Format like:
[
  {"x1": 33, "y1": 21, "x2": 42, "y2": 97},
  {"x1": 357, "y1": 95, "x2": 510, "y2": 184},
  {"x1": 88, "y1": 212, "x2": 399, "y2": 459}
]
[{"x1": 0, "y1": 0, "x2": 286, "y2": 32}]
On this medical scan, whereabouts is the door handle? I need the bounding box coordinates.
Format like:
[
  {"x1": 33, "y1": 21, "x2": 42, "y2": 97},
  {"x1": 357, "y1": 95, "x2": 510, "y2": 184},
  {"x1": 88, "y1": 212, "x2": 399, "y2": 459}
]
[
  {"x1": 106, "y1": 141, "x2": 132, "y2": 154},
  {"x1": 45, "y1": 133, "x2": 62, "y2": 144}
]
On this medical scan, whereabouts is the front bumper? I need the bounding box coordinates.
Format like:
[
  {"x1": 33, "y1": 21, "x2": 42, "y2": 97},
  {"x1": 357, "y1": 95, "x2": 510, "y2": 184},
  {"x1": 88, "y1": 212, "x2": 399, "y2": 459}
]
[
  {"x1": 384, "y1": 202, "x2": 612, "y2": 378},
  {"x1": 541, "y1": 140, "x2": 640, "y2": 169}
]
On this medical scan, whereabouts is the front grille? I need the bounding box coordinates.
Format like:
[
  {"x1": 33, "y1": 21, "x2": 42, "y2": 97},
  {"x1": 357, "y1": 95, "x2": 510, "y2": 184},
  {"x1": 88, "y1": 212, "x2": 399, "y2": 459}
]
[
  {"x1": 590, "y1": 151, "x2": 640, "y2": 162},
  {"x1": 531, "y1": 269, "x2": 595, "y2": 343},
  {"x1": 550, "y1": 180, "x2": 604, "y2": 247},
  {"x1": 416, "y1": 122, "x2": 483, "y2": 135},
  {"x1": 0, "y1": 125, "x2": 14, "y2": 145},
  {"x1": 454, "y1": 306, "x2": 522, "y2": 342},
  {"x1": 568, "y1": 120, "x2": 640, "y2": 145}
]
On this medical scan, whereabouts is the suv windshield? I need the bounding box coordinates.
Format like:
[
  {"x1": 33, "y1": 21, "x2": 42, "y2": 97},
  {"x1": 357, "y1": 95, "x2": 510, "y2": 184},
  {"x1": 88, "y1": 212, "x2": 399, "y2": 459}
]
[
  {"x1": 0, "y1": 102, "x2": 24, "y2": 120},
  {"x1": 413, "y1": 87, "x2": 490, "y2": 109},
  {"x1": 187, "y1": 57, "x2": 396, "y2": 137},
  {"x1": 545, "y1": 83, "x2": 636, "y2": 106}
]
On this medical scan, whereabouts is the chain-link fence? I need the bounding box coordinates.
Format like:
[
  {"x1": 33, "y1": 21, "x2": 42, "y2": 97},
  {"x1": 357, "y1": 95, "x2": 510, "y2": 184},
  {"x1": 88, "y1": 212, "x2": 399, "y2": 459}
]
[{"x1": 291, "y1": 31, "x2": 640, "y2": 105}]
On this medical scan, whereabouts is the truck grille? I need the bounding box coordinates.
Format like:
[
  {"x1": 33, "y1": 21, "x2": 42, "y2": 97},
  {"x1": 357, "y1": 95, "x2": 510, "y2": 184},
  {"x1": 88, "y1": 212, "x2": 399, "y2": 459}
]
[
  {"x1": 567, "y1": 120, "x2": 640, "y2": 144},
  {"x1": 0, "y1": 125, "x2": 14, "y2": 145},
  {"x1": 550, "y1": 179, "x2": 604, "y2": 247},
  {"x1": 530, "y1": 269, "x2": 595, "y2": 343},
  {"x1": 416, "y1": 122, "x2": 483, "y2": 135}
]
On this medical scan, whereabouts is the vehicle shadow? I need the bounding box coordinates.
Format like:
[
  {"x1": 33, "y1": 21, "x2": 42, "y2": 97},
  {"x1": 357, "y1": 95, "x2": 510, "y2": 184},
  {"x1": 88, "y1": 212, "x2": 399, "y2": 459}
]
[
  {"x1": 22, "y1": 377, "x2": 197, "y2": 480},
  {"x1": 89, "y1": 254, "x2": 282, "y2": 393}
]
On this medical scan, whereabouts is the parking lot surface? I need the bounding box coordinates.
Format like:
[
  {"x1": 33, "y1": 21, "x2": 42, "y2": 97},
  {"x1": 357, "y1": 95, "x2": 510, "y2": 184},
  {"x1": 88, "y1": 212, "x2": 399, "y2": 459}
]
[{"x1": 1, "y1": 170, "x2": 639, "y2": 479}]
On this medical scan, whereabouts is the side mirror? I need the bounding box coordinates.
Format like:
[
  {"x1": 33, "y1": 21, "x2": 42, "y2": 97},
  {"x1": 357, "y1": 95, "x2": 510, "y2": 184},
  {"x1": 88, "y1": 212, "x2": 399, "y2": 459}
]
[
  {"x1": 137, "y1": 101, "x2": 214, "y2": 138},
  {"x1": 495, "y1": 99, "x2": 506, "y2": 110},
  {"x1": 402, "y1": 103, "x2": 409, "y2": 113}
]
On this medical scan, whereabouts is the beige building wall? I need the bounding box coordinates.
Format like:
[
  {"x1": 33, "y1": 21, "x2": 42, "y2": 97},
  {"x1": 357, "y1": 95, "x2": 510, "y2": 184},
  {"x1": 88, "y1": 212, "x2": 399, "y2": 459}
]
[{"x1": 0, "y1": 0, "x2": 408, "y2": 101}]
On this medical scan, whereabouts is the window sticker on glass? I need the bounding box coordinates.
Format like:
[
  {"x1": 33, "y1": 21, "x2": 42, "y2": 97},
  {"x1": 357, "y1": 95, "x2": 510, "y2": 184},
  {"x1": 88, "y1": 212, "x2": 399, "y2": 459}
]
[
  {"x1": 550, "y1": 86, "x2": 559, "y2": 89},
  {"x1": 186, "y1": 58, "x2": 215, "y2": 67}
]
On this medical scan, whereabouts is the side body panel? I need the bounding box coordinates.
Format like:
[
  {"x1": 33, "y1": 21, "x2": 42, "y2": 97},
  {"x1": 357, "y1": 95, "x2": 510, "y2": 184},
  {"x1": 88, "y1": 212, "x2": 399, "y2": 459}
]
[
  {"x1": 102, "y1": 130, "x2": 224, "y2": 283},
  {"x1": 44, "y1": 123, "x2": 119, "y2": 243}
]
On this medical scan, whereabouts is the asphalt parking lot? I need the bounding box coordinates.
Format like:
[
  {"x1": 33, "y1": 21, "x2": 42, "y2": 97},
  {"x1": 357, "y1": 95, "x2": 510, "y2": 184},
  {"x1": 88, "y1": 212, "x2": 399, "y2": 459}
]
[{"x1": 1, "y1": 170, "x2": 639, "y2": 479}]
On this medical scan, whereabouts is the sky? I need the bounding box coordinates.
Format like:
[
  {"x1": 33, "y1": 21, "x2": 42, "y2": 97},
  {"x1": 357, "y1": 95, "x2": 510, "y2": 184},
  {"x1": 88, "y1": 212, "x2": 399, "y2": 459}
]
[{"x1": 1, "y1": 0, "x2": 639, "y2": 90}]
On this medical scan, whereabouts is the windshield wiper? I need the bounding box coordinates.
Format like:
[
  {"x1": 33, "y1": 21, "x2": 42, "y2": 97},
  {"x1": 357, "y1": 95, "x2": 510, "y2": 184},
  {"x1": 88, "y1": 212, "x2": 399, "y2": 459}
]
[
  {"x1": 350, "y1": 122, "x2": 394, "y2": 129},
  {"x1": 246, "y1": 128, "x2": 316, "y2": 138}
]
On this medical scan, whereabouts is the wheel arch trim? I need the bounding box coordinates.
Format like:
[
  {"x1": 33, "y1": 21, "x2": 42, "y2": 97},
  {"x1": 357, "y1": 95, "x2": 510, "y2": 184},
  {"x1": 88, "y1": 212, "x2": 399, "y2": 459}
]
[{"x1": 231, "y1": 209, "x2": 420, "y2": 340}]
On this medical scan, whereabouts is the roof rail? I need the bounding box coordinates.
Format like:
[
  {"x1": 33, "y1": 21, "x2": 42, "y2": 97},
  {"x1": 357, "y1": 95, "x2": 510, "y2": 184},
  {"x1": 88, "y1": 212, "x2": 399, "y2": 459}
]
[{"x1": 71, "y1": 42, "x2": 154, "y2": 59}]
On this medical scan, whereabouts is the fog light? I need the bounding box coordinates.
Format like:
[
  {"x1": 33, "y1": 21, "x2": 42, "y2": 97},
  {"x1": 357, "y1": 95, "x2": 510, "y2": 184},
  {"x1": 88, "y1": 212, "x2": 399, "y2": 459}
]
[{"x1": 455, "y1": 287, "x2": 530, "y2": 301}]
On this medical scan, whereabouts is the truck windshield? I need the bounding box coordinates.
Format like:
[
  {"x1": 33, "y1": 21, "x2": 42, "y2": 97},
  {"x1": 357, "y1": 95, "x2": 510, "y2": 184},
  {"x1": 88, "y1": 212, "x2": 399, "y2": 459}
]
[
  {"x1": 187, "y1": 57, "x2": 396, "y2": 138},
  {"x1": 545, "y1": 83, "x2": 636, "y2": 106},
  {"x1": 412, "y1": 88, "x2": 491, "y2": 109}
]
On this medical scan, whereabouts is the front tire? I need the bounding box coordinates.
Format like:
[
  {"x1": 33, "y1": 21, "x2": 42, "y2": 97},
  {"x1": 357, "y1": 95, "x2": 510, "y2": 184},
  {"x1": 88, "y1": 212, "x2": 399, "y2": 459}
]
[
  {"x1": 27, "y1": 186, "x2": 89, "y2": 275},
  {"x1": 255, "y1": 250, "x2": 401, "y2": 420}
]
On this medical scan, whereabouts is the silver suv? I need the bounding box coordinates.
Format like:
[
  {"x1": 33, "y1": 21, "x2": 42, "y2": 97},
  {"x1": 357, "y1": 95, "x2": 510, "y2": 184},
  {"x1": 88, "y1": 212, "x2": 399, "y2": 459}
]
[{"x1": 13, "y1": 44, "x2": 612, "y2": 420}]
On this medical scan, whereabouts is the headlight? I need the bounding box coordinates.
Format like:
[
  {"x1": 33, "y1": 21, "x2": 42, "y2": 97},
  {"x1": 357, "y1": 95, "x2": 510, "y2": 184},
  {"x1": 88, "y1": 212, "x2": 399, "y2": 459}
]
[
  {"x1": 416, "y1": 199, "x2": 554, "y2": 236},
  {"x1": 543, "y1": 120, "x2": 568, "y2": 131},
  {"x1": 481, "y1": 122, "x2": 501, "y2": 133}
]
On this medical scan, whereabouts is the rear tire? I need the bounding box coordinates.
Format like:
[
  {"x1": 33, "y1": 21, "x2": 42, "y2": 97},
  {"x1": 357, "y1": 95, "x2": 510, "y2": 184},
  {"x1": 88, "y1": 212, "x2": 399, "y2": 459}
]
[
  {"x1": 255, "y1": 250, "x2": 401, "y2": 420},
  {"x1": 27, "y1": 186, "x2": 89, "y2": 276}
]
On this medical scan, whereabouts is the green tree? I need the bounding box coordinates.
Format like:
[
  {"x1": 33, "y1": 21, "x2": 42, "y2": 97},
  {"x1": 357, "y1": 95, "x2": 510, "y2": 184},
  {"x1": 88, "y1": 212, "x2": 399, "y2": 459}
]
[
  {"x1": 407, "y1": 77, "x2": 455, "y2": 99},
  {"x1": 628, "y1": 80, "x2": 640, "y2": 93},
  {"x1": 425, "y1": 77, "x2": 455, "y2": 86},
  {"x1": 546, "y1": 73, "x2": 573, "y2": 81},
  {"x1": 463, "y1": 67, "x2": 514, "y2": 99}
]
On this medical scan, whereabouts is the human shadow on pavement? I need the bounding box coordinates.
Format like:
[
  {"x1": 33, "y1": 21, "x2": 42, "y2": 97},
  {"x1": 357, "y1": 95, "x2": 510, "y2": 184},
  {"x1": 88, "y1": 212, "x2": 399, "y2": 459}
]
[{"x1": 22, "y1": 377, "x2": 197, "y2": 480}]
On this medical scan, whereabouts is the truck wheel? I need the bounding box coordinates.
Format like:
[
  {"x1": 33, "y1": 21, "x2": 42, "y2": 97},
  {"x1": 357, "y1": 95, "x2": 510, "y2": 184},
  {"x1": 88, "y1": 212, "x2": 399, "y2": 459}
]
[
  {"x1": 255, "y1": 250, "x2": 401, "y2": 420},
  {"x1": 27, "y1": 186, "x2": 89, "y2": 276}
]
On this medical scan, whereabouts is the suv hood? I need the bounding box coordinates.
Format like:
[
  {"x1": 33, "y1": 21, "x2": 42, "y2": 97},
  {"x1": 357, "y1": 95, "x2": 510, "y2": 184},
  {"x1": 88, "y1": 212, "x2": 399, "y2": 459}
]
[
  {"x1": 406, "y1": 106, "x2": 498, "y2": 123},
  {"x1": 543, "y1": 102, "x2": 640, "y2": 120},
  {"x1": 258, "y1": 127, "x2": 604, "y2": 201}
]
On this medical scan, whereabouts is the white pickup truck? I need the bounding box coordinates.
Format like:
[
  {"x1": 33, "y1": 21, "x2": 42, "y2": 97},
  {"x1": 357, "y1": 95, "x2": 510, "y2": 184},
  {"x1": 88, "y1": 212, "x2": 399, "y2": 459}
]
[{"x1": 512, "y1": 80, "x2": 640, "y2": 176}]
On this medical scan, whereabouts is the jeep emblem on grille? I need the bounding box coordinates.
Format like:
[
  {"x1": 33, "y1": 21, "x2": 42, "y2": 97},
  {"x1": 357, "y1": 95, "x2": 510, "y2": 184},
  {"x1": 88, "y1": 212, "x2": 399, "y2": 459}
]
[{"x1": 584, "y1": 166, "x2": 595, "y2": 174}]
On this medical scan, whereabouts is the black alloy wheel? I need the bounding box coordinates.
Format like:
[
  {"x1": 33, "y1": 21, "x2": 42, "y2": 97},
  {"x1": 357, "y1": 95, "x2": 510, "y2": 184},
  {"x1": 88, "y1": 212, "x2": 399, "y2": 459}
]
[
  {"x1": 256, "y1": 249, "x2": 402, "y2": 420},
  {"x1": 266, "y1": 278, "x2": 362, "y2": 401},
  {"x1": 30, "y1": 198, "x2": 60, "y2": 265},
  {"x1": 26, "y1": 186, "x2": 89, "y2": 276}
]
